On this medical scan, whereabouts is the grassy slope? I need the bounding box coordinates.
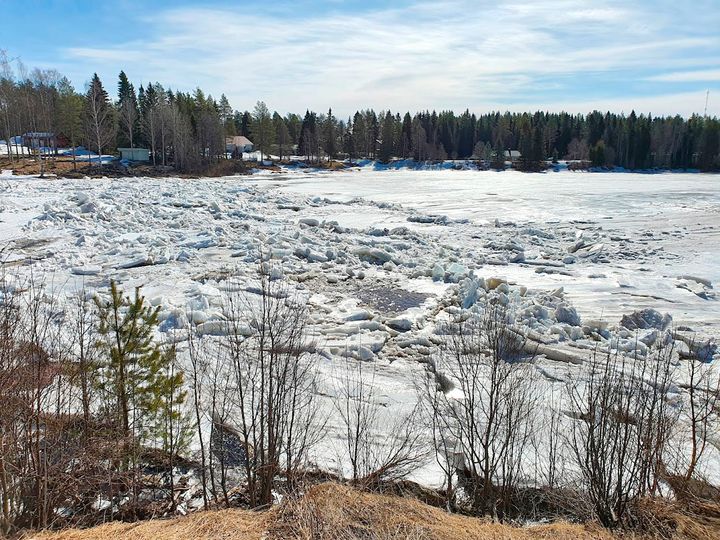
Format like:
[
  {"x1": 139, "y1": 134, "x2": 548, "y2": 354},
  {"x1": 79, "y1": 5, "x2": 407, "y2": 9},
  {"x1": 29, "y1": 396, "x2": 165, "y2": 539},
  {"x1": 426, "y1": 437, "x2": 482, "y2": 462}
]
[{"x1": 28, "y1": 483, "x2": 624, "y2": 540}]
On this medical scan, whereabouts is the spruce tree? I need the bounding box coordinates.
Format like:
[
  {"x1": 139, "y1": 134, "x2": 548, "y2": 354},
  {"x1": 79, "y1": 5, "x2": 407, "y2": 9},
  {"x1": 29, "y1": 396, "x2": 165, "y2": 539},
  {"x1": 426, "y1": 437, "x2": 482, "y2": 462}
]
[
  {"x1": 378, "y1": 110, "x2": 395, "y2": 163},
  {"x1": 323, "y1": 108, "x2": 337, "y2": 160},
  {"x1": 84, "y1": 73, "x2": 116, "y2": 160},
  {"x1": 590, "y1": 140, "x2": 607, "y2": 167},
  {"x1": 491, "y1": 137, "x2": 506, "y2": 170},
  {"x1": 343, "y1": 116, "x2": 356, "y2": 160},
  {"x1": 298, "y1": 110, "x2": 318, "y2": 161},
  {"x1": 273, "y1": 112, "x2": 290, "y2": 160},
  {"x1": 117, "y1": 71, "x2": 138, "y2": 148},
  {"x1": 401, "y1": 112, "x2": 412, "y2": 158},
  {"x1": 352, "y1": 111, "x2": 367, "y2": 158},
  {"x1": 241, "y1": 111, "x2": 251, "y2": 137}
]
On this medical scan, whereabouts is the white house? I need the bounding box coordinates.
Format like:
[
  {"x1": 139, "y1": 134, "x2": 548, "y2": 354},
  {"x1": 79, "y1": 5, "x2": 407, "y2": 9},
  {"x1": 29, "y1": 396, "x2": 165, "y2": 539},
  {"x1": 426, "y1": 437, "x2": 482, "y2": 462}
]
[
  {"x1": 504, "y1": 150, "x2": 521, "y2": 162},
  {"x1": 226, "y1": 136, "x2": 254, "y2": 153}
]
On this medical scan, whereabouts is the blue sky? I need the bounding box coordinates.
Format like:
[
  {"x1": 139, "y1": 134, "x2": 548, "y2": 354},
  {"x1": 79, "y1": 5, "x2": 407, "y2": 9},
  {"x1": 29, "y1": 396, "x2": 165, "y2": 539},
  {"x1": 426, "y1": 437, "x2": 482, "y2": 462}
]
[{"x1": 2, "y1": 0, "x2": 719, "y2": 116}]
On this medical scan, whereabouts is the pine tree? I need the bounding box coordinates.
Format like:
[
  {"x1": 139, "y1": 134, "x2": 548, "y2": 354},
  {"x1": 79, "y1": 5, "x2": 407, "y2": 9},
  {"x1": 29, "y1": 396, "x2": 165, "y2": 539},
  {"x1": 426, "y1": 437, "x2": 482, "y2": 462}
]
[
  {"x1": 56, "y1": 77, "x2": 84, "y2": 170},
  {"x1": 250, "y1": 100, "x2": 274, "y2": 161},
  {"x1": 218, "y1": 94, "x2": 234, "y2": 136},
  {"x1": 94, "y1": 282, "x2": 188, "y2": 454}
]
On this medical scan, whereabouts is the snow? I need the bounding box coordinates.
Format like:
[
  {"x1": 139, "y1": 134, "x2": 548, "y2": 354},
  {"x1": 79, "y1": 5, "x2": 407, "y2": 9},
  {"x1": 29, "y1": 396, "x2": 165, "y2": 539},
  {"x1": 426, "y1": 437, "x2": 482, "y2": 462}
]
[{"x1": 1, "y1": 165, "x2": 719, "y2": 487}]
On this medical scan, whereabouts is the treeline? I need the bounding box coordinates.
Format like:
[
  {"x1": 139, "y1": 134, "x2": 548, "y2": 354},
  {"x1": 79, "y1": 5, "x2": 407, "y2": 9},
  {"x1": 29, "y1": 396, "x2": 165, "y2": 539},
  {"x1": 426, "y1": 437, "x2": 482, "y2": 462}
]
[
  {"x1": 0, "y1": 55, "x2": 233, "y2": 172},
  {"x1": 1, "y1": 52, "x2": 719, "y2": 171}
]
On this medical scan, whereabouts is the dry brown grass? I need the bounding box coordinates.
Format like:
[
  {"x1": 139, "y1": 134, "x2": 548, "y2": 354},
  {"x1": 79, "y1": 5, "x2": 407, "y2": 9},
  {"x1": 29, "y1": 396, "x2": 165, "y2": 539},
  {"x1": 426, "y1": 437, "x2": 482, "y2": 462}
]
[
  {"x1": 25, "y1": 508, "x2": 270, "y2": 540},
  {"x1": 24, "y1": 483, "x2": 618, "y2": 540},
  {"x1": 269, "y1": 483, "x2": 617, "y2": 540},
  {"x1": 0, "y1": 157, "x2": 84, "y2": 175},
  {"x1": 632, "y1": 497, "x2": 720, "y2": 540},
  {"x1": 21, "y1": 483, "x2": 720, "y2": 540}
]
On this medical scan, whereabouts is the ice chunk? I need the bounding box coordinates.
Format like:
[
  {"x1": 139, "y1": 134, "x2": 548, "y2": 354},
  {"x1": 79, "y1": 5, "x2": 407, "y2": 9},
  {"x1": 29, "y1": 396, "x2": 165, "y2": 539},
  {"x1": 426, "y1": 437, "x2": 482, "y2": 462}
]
[
  {"x1": 446, "y1": 262, "x2": 467, "y2": 281},
  {"x1": 485, "y1": 277, "x2": 507, "y2": 291},
  {"x1": 386, "y1": 317, "x2": 413, "y2": 332},
  {"x1": 344, "y1": 309, "x2": 373, "y2": 321},
  {"x1": 71, "y1": 265, "x2": 102, "y2": 276},
  {"x1": 294, "y1": 247, "x2": 328, "y2": 263},
  {"x1": 407, "y1": 214, "x2": 447, "y2": 224},
  {"x1": 116, "y1": 254, "x2": 153, "y2": 269},
  {"x1": 197, "y1": 320, "x2": 253, "y2": 337},
  {"x1": 620, "y1": 309, "x2": 672, "y2": 331},
  {"x1": 356, "y1": 346, "x2": 375, "y2": 361},
  {"x1": 458, "y1": 277, "x2": 483, "y2": 309},
  {"x1": 555, "y1": 304, "x2": 581, "y2": 326},
  {"x1": 678, "y1": 275, "x2": 713, "y2": 288},
  {"x1": 676, "y1": 279, "x2": 715, "y2": 300},
  {"x1": 354, "y1": 246, "x2": 393, "y2": 265}
]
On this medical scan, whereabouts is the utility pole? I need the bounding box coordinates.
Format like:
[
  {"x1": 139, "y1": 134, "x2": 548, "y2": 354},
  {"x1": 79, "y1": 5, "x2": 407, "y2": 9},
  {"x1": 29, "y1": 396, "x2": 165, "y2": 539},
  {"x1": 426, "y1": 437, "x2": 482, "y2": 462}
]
[{"x1": 704, "y1": 90, "x2": 710, "y2": 118}]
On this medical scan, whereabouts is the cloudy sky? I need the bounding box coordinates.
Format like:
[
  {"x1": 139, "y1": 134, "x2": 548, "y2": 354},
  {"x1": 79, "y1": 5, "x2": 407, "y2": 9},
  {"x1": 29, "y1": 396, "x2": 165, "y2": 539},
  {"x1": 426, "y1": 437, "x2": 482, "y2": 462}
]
[{"x1": 3, "y1": 0, "x2": 719, "y2": 117}]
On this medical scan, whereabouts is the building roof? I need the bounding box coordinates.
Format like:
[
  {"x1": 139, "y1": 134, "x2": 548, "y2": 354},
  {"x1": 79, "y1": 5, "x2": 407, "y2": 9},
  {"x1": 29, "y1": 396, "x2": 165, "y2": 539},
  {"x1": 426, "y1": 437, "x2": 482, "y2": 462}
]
[
  {"x1": 504, "y1": 150, "x2": 521, "y2": 157},
  {"x1": 226, "y1": 135, "x2": 253, "y2": 146},
  {"x1": 23, "y1": 132, "x2": 55, "y2": 138}
]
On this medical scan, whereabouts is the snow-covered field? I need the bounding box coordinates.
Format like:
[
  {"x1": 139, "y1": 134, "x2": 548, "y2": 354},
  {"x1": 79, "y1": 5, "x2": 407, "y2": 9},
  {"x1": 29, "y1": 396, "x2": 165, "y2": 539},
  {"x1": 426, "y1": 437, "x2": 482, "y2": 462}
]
[{"x1": 1, "y1": 166, "x2": 719, "y2": 485}]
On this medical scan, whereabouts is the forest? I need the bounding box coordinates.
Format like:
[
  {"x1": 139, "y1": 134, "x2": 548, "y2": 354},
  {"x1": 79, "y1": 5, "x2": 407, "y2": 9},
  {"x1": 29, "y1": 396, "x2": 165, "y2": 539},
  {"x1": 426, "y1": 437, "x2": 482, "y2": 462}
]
[{"x1": 1, "y1": 54, "x2": 719, "y2": 173}]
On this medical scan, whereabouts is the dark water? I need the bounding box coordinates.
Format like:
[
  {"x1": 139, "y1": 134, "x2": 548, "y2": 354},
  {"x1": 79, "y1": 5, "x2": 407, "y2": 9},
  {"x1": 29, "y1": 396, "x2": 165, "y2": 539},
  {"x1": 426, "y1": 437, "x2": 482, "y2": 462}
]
[{"x1": 355, "y1": 285, "x2": 431, "y2": 314}]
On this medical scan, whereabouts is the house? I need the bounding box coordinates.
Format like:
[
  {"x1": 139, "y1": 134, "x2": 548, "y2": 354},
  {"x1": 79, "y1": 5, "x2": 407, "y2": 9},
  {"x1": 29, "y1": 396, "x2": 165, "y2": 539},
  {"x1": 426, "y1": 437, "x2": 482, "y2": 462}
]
[
  {"x1": 118, "y1": 147, "x2": 150, "y2": 162},
  {"x1": 226, "y1": 136, "x2": 254, "y2": 153},
  {"x1": 22, "y1": 132, "x2": 55, "y2": 150},
  {"x1": 504, "y1": 150, "x2": 521, "y2": 162}
]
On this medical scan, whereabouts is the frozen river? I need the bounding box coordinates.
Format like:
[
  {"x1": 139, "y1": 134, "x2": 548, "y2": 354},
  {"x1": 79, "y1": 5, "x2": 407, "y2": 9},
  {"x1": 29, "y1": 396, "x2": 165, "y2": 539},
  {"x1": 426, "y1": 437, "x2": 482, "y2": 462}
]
[
  {"x1": 1, "y1": 166, "x2": 718, "y2": 336},
  {"x1": 252, "y1": 167, "x2": 720, "y2": 334},
  {"x1": 1, "y1": 165, "x2": 719, "y2": 485}
]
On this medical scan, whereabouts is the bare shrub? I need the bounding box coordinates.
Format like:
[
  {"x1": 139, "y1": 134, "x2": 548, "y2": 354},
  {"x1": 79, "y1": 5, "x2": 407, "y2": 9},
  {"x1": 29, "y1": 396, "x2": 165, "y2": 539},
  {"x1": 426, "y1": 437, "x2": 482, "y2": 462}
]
[
  {"x1": 220, "y1": 266, "x2": 324, "y2": 507},
  {"x1": 567, "y1": 341, "x2": 677, "y2": 528},
  {"x1": 678, "y1": 348, "x2": 720, "y2": 483},
  {"x1": 425, "y1": 302, "x2": 538, "y2": 519},
  {"x1": 333, "y1": 358, "x2": 428, "y2": 489}
]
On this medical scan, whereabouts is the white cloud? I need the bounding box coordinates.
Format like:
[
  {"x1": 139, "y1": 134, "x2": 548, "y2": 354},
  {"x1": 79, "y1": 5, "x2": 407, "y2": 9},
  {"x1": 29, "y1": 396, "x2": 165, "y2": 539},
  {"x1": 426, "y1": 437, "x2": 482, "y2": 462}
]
[
  {"x1": 647, "y1": 69, "x2": 720, "y2": 82},
  {"x1": 61, "y1": 1, "x2": 720, "y2": 116}
]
